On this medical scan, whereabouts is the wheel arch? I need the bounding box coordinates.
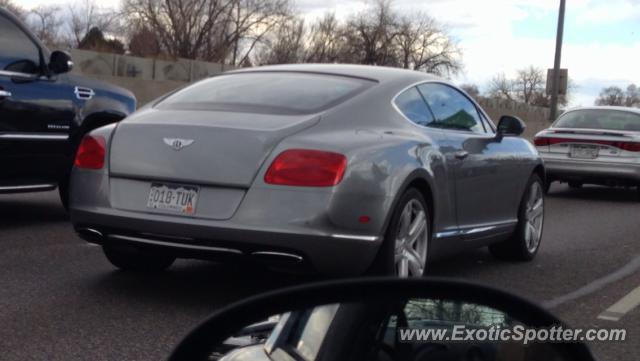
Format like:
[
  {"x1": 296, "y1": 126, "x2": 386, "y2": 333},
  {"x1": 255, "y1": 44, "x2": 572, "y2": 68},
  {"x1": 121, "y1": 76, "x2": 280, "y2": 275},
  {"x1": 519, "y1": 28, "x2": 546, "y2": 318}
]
[{"x1": 382, "y1": 169, "x2": 436, "y2": 238}]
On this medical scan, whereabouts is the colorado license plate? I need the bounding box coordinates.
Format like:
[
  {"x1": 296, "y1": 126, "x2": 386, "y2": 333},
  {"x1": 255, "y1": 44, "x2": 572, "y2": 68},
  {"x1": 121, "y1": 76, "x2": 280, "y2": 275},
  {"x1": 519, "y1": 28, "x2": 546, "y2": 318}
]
[
  {"x1": 146, "y1": 183, "x2": 198, "y2": 215},
  {"x1": 569, "y1": 145, "x2": 599, "y2": 159}
]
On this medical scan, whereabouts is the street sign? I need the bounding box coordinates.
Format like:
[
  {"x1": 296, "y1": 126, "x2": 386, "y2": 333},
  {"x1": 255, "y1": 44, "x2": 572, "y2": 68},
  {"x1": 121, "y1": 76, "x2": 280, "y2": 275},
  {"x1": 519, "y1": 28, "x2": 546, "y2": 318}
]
[{"x1": 547, "y1": 68, "x2": 568, "y2": 96}]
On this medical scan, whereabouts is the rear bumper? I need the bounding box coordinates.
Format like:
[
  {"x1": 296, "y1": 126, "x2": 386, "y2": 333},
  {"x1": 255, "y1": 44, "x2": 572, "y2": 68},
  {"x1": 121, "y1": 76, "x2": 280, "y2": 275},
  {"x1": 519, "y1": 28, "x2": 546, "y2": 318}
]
[
  {"x1": 542, "y1": 156, "x2": 640, "y2": 183},
  {"x1": 71, "y1": 207, "x2": 381, "y2": 276}
]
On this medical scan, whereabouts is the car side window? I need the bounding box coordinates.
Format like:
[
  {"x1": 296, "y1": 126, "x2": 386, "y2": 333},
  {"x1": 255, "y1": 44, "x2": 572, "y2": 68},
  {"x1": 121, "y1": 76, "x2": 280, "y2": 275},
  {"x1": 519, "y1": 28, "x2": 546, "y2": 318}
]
[
  {"x1": 0, "y1": 14, "x2": 41, "y2": 74},
  {"x1": 417, "y1": 83, "x2": 485, "y2": 133},
  {"x1": 394, "y1": 87, "x2": 435, "y2": 127}
]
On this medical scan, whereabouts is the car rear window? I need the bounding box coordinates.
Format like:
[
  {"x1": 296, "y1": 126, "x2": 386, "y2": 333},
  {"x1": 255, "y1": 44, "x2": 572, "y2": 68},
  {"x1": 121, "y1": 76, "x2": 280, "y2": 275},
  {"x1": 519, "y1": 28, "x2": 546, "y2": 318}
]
[
  {"x1": 156, "y1": 72, "x2": 374, "y2": 115},
  {"x1": 554, "y1": 109, "x2": 640, "y2": 131}
]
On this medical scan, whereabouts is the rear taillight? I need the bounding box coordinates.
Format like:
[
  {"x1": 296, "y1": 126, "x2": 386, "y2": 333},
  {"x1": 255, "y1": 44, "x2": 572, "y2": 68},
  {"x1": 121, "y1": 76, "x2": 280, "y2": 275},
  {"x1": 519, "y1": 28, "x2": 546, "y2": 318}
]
[
  {"x1": 533, "y1": 137, "x2": 549, "y2": 146},
  {"x1": 74, "y1": 135, "x2": 106, "y2": 169},
  {"x1": 539, "y1": 137, "x2": 640, "y2": 152},
  {"x1": 619, "y1": 142, "x2": 640, "y2": 152},
  {"x1": 264, "y1": 149, "x2": 347, "y2": 187}
]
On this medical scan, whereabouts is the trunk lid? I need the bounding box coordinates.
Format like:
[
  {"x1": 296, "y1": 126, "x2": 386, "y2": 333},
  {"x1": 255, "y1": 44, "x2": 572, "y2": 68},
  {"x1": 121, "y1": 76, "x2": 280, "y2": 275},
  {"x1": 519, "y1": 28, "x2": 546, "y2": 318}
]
[{"x1": 109, "y1": 109, "x2": 319, "y2": 187}]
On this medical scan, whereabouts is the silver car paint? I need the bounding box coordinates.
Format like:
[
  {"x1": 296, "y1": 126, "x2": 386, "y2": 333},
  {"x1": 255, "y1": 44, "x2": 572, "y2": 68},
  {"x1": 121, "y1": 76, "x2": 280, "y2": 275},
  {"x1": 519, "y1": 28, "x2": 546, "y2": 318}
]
[
  {"x1": 535, "y1": 106, "x2": 640, "y2": 183},
  {"x1": 70, "y1": 64, "x2": 543, "y2": 275}
]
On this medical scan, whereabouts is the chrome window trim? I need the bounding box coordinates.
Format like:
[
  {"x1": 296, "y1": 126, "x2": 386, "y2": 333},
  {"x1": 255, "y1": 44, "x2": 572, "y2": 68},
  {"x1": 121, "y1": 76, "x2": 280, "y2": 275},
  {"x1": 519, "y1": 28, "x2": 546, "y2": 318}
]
[
  {"x1": 0, "y1": 133, "x2": 69, "y2": 141},
  {"x1": 0, "y1": 184, "x2": 56, "y2": 192},
  {"x1": 0, "y1": 70, "x2": 39, "y2": 80},
  {"x1": 391, "y1": 80, "x2": 493, "y2": 135}
]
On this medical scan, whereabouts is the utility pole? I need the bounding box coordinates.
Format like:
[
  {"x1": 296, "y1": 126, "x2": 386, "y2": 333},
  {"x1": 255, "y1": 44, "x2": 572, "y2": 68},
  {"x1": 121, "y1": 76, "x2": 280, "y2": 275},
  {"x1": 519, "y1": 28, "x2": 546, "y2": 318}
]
[{"x1": 549, "y1": 0, "x2": 566, "y2": 121}]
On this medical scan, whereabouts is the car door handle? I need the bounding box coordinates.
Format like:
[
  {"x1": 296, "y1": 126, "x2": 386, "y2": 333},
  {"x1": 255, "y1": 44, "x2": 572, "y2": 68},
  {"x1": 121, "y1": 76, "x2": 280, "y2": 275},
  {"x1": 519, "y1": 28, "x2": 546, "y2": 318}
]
[
  {"x1": 454, "y1": 151, "x2": 469, "y2": 160},
  {"x1": 0, "y1": 90, "x2": 12, "y2": 98}
]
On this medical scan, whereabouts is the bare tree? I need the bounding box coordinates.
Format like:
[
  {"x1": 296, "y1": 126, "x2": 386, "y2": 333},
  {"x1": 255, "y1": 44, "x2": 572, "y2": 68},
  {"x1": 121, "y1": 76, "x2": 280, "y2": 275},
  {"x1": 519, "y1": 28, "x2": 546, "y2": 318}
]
[
  {"x1": 514, "y1": 65, "x2": 545, "y2": 104},
  {"x1": 28, "y1": 5, "x2": 63, "y2": 47},
  {"x1": 625, "y1": 84, "x2": 640, "y2": 107},
  {"x1": 128, "y1": 25, "x2": 163, "y2": 58},
  {"x1": 396, "y1": 14, "x2": 461, "y2": 76},
  {"x1": 0, "y1": 0, "x2": 25, "y2": 20},
  {"x1": 595, "y1": 86, "x2": 625, "y2": 106},
  {"x1": 304, "y1": 13, "x2": 347, "y2": 63},
  {"x1": 68, "y1": 0, "x2": 119, "y2": 47},
  {"x1": 343, "y1": 0, "x2": 399, "y2": 66},
  {"x1": 594, "y1": 84, "x2": 639, "y2": 107},
  {"x1": 255, "y1": 17, "x2": 305, "y2": 65},
  {"x1": 122, "y1": 0, "x2": 290, "y2": 64},
  {"x1": 487, "y1": 73, "x2": 514, "y2": 101},
  {"x1": 460, "y1": 84, "x2": 480, "y2": 99}
]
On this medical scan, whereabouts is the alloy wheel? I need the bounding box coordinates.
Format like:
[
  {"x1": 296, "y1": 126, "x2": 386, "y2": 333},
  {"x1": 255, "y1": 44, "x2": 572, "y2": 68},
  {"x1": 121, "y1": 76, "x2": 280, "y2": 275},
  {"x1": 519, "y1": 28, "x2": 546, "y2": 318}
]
[
  {"x1": 524, "y1": 182, "x2": 544, "y2": 253},
  {"x1": 394, "y1": 199, "x2": 428, "y2": 277}
]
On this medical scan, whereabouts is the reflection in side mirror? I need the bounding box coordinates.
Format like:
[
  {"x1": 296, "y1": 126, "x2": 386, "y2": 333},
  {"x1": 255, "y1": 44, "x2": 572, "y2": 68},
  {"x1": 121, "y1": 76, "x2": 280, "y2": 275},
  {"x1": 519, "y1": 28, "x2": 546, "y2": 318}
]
[
  {"x1": 497, "y1": 115, "x2": 526, "y2": 137},
  {"x1": 49, "y1": 50, "x2": 73, "y2": 74},
  {"x1": 170, "y1": 278, "x2": 597, "y2": 361}
]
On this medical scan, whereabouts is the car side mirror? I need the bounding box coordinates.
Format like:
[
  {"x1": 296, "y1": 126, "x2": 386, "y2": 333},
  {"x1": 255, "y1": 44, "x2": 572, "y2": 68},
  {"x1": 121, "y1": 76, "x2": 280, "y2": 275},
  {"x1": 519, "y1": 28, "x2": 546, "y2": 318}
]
[
  {"x1": 497, "y1": 115, "x2": 526, "y2": 137},
  {"x1": 169, "y1": 278, "x2": 596, "y2": 361},
  {"x1": 49, "y1": 50, "x2": 73, "y2": 74}
]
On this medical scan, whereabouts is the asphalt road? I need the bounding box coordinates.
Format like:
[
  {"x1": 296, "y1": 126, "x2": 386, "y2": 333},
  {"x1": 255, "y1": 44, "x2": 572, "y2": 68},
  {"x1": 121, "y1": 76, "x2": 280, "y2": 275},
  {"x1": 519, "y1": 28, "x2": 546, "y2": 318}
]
[{"x1": 1, "y1": 184, "x2": 639, "y2": 361}]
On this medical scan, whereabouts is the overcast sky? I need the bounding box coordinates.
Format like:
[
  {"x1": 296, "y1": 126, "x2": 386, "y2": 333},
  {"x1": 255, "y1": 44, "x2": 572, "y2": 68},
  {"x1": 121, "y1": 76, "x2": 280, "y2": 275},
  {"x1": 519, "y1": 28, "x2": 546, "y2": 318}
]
[{"x1": 17, "y1": 0, "x2": 640, "y2": 106}]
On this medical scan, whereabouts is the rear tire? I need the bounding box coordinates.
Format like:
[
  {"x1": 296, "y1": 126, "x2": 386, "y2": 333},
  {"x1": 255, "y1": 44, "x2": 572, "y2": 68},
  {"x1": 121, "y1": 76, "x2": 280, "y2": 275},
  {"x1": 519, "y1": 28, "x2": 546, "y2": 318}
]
[
  {"x1": 489, "y1": 174, "x2": 544, "y2": 261},
  {"x1": 369, "y1": 188, "x2": 430, "y2": 277},
  {"x1": 103, "y1": 245, "x2": 175, "y2": 272}
]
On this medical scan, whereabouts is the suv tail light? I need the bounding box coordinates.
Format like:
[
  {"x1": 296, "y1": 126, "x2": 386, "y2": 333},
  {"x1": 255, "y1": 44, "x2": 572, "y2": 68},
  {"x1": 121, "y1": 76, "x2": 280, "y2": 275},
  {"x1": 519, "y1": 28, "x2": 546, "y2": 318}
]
[
  {"x1": 265, "y1": 149, "x2": 347, "y2": 187},
  {"x1": 74, "y1": 135, "x2": 106, "y2": 169}
]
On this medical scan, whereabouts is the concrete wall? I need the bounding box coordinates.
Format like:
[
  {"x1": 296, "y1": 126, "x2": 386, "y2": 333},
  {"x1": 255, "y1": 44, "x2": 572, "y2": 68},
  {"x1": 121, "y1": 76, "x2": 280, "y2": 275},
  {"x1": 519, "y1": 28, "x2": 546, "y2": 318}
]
[
  {"x1": 70, "y1": 49, "x2": 230, "y2": 83},
  {"x1": 477, "y1": 97, "x2": 552, "y2": 139}
]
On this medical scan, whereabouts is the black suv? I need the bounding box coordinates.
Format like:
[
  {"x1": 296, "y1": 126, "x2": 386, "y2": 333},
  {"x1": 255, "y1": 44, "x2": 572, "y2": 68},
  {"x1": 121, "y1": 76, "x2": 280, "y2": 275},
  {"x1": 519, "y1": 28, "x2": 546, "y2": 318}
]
[{"x1": 0, "y1": 7, "x2": 135, "y2": 208}]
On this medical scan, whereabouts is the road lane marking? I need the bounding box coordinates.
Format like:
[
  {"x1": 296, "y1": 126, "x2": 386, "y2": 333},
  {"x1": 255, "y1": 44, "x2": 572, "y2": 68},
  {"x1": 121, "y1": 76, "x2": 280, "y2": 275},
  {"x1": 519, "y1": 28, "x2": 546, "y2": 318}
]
[
  {"x1": 597, "y1": 285, "x2": 640, "y2": 322},
  {"x1": 543, "y1": 255, "x2": 640, "y2": 309}
]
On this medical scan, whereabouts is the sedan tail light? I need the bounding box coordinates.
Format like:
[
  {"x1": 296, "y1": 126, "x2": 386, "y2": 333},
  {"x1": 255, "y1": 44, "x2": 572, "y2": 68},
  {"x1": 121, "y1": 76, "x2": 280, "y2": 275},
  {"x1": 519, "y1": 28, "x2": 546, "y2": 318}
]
[
  {"x1": 265, "y1": 149, "x2": 347, "y2": 187},
  {"x1": 74, "y1": 135, "x2": 106, "y2": 169},
  {"x1": 533, "y1": 137, "x2": 549, "y2": 146},
  {"x1": 537, "y1": 137, "x2": 640, "y2": 152}
]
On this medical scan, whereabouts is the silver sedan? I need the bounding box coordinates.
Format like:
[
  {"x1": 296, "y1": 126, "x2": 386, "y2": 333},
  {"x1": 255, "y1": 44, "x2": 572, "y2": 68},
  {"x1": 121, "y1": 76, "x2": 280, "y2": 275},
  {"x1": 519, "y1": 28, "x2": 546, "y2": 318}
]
[
  {"x1": 69, "y1": 64, "x2": 545, "y2": 277},
  {"x1": 535, "y1": 106, "x2": 640, "y2": 199}
]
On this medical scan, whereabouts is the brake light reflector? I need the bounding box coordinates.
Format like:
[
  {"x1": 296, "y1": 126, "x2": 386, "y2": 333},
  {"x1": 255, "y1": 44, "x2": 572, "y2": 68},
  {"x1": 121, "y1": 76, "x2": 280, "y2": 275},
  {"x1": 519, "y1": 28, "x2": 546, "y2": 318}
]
[
  {"x1": 265, "y1": 149, "x2": 347, "y2": 187},
  {"x1": 74, "y1": 135, "x2": 106, "y2": 169}
]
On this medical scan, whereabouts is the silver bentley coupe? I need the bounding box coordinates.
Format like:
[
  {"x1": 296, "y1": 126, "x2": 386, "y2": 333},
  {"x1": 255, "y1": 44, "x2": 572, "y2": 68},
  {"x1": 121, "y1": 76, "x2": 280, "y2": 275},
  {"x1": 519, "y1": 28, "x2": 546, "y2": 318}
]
[{"x1": 69, "y1": 64, "x2": 545, "y2": 277}]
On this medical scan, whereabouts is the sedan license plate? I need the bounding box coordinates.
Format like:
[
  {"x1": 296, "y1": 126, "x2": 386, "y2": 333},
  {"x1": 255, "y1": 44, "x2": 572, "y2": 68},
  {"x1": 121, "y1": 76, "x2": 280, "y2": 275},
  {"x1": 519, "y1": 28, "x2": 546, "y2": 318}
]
[
  {"x1": 147, "y1": 183, "x2": 198, "y2": 215},
  {"x1": 570, "y1": 145, "x2": 599, "y2": 159}
]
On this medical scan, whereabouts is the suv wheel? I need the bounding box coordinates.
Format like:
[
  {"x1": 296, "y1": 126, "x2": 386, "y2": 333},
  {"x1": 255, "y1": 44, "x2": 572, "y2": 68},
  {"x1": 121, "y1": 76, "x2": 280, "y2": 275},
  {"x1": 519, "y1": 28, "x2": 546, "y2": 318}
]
[
  {"x1": 370, "y1": 188, "x2": 430, "y2": 277},
  {"x1": 490, "y1": 174, "x2": 544, "y2": 261},
  {"x1": 103, "y1": 245, "x2": 176, "y2": 272}
]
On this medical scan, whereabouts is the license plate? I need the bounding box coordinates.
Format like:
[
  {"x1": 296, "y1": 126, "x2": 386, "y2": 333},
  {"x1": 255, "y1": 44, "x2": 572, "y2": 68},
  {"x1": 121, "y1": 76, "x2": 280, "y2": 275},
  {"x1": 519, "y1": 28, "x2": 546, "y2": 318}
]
[
  {"x1": 146, "y1": 183, "x2": 198, "y2": 215},
  {"x1": 570, "y1": 145, "x2": 599, "y2": 159}
]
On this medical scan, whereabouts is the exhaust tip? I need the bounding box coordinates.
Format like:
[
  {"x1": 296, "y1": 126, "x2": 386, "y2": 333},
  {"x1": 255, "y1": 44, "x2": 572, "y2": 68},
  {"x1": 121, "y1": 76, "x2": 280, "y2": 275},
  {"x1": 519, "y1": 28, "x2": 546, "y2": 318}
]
[{"x1": 76, "y1": 227, "x2": 104, "y2": 242}]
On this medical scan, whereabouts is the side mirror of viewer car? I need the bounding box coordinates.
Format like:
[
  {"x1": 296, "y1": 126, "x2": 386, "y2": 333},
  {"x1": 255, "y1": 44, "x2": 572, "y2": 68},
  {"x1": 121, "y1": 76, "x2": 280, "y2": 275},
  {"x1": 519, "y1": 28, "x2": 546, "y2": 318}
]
[
  {"x1": 497, "y1": 115, "x2": 526, "y2": 137},
  {"x1": 169, "y1": 278, "x2": 597, "y2": 361}
]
